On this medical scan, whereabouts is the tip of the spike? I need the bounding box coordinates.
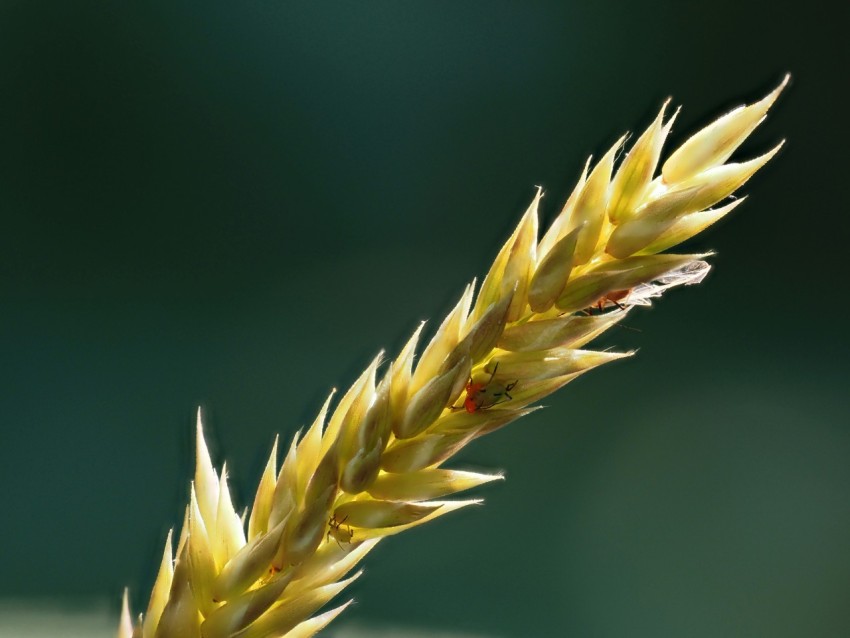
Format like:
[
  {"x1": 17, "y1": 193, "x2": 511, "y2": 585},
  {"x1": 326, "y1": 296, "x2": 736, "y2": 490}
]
[
  {"x1": 765, "y1": 139, "x2": 786, "y2": 159},
  {"x1": 689, "y1": 251, "x2": 716, "y2": 260},
  {"x1": 667, "y1": 104, "x2": 683, "y2": 127},
  {"x1": 195, "y1": 407, "x2": 206, "y2": 440},
  {"x1": 119, "y1": 588, "x2": 132, "y2": 633},
  {"x1": 764, "y1": 74, "x2": 791, "y2": 106}
]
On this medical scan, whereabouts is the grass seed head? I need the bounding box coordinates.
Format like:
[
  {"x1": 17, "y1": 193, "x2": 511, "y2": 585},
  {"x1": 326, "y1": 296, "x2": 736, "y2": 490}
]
[{"x1": 125, "y1": 76, "x2": 788, "y2": 637}]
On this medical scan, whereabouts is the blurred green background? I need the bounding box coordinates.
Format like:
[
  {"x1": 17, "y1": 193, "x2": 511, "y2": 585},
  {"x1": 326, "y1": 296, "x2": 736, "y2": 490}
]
[{"x1": 1, "y1": 1, "x2": 847, "y2": 637}]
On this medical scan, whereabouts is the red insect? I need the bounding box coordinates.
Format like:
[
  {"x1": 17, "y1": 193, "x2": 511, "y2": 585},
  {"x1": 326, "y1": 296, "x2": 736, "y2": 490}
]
[
  {"x1": 457, "y1": 363, "x2": 518, "y2": 413},
  {"x1": 586, "y1": 288, "x2": 631, "y2": 313}
]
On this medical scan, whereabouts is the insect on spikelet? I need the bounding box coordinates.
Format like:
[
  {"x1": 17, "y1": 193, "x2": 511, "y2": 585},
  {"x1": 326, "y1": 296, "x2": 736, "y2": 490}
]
[
  {"x1": 453, "y1": 363, "x2": 519, "y2": 413},
  {"x1": 327, "y1": 514, "x2": 354, "y2": 547},
  {"x1": 120, "y1": 75, "x2": 789, "y2": 638}
]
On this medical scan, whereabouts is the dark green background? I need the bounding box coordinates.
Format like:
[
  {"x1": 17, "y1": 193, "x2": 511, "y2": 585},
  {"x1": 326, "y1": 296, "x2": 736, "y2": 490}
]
[{"x1": 1, "y1": 2, "x2": 847, "y2": 636}]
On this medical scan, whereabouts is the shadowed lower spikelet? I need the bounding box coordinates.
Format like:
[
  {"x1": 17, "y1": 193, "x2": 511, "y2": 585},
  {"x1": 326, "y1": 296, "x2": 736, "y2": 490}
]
[{"x1": 119, "y1": 75, "x2": 788, "y2": 638}]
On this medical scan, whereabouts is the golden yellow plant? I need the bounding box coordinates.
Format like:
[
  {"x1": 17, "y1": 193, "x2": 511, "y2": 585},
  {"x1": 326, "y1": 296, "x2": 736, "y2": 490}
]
[{"x1": 119, "y1": 75, "x2": 788, "y2": 638}]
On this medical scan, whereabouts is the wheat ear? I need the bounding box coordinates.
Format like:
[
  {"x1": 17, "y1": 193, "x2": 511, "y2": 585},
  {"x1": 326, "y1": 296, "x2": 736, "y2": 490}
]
[{"x1": 119, "y1": 75, "x2": 788, "y2": 638}]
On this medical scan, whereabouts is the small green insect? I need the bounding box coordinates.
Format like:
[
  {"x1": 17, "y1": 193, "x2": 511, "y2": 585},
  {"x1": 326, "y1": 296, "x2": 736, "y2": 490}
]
[{"x1": 327, "y1": 513, "x2": 354, "y2": 548}]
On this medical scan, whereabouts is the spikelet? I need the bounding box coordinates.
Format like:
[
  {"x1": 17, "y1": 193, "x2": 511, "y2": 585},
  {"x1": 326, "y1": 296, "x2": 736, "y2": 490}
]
[{"x1": 122, "y1": 76, "x2": 787, "y2": 636}]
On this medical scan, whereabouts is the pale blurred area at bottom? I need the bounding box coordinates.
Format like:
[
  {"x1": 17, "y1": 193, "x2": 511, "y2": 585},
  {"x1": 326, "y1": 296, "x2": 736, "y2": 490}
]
[
  {"x1": 0, "y1": 600, "x2": 496, "y2": 638},
  {"x1": 0, "y1": 600, "x2": 114, "y2": 638}
]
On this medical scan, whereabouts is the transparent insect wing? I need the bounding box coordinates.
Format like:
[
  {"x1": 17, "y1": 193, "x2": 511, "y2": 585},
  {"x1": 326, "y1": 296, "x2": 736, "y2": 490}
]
[
  {"x1": 623, "y1": 260, "x2": 711, "y2": 306},
  {"x1": 621, "y1": 286, "x2": 655, "y2": 306}
]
